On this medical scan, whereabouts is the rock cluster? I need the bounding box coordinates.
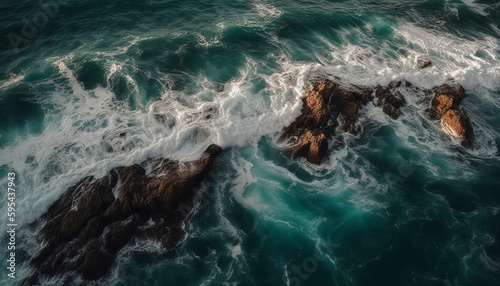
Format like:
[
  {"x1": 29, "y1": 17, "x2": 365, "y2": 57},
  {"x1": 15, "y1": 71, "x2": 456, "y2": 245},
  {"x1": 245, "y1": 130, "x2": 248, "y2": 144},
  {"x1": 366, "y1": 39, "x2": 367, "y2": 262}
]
[
  {"x1": 24, "y1": 75, "x2": 477, "y2": 285},
  {"x1": 23, "y1": 144, "x2": 222, "y2": 285},
  {"x1": 429, "y1": 84, "x2": 474, "y2": 148},
  {"x1": 281, "y1": 79, "x2": 474, "y2": 164},
  {"x1": 280, "y1": 80, "x2": 336, "y2": 165},
  {"x1": 280, "y1": 79, "x2": 409, "y2": 164},
  {"x1": 429, "y1": 84, "x2": 466, "y2": 119}
]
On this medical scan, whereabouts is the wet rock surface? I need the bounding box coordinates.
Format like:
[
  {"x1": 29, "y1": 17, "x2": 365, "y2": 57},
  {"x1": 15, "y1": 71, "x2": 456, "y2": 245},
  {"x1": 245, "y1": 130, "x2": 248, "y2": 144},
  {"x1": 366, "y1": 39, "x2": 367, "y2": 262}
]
[
  {"x1": 23, "y1": 144, "x2": 222, "y2": 285},
  {"x1": 280, "y1": 80, "x2": 337, "y2": 164},
  {"x1": 429, "y1": 84, "x2": 466, "y2": 119},
  {"x1": 441, "y1": 109, "x2": 474, "y2": 148},
  {"x1": 281, "y1": 79, "x2": 379, "y2": 164},
  {"x1": 281, "y1": 78, "x2": 475, "y2": 164},
  {"x1": 374, "y1": 83, "x2": 406, "y2": 120},
  {"x1": 429, "y1": 84, "x2": 473, "y2": 148}
]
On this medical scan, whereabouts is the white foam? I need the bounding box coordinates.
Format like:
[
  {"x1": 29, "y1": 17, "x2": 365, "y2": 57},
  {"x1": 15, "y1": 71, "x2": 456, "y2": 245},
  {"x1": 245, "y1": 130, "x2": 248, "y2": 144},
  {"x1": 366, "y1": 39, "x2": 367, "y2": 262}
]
[
  {"x1": 0, "y1": 73, "x2": 24, "y2": 90},
  {"x1": 230, "y1": 244, "x2": 242, "y2": 259},
  {"x1": 1, "y1": 13, "x2": 499, "y2": 275},
  {"x1": 0, "y1": 58, "x2": 222, "y2": 229},
  {"x1": 253, "y1": 1, "x2": 282, "y2": 18},
  {"x1": 234, "y1": 0, "x2": 282, "y2": 27},
  {"x1": 289, "y1": 19, "x2": 500, "y2": 94},
  {"x1": 114, "y1": 36, "x2": 148, "y2": 55},
  {"x1": 194, "y1": 33, "x2": 221, "y2": 47}
]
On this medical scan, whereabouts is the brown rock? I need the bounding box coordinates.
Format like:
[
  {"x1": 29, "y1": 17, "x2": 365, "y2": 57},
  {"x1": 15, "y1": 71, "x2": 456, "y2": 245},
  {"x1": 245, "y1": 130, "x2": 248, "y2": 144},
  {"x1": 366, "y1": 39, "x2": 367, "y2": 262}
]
[
  {"x1": 280, "y1": 80, "x2": 336, "y2": 164},
  {"x1": 417, "y1": 59, "x2": 432, "y2": 69},
  {"x1": 24, "y1": 145, "x2": 222, "y2": 285},
  {"x1": 291, "y1": 131, "x2": 328, "y2": 165},
  {"x1": 430, "y1": 94, "x2": 453, "y2": 120},
  {"x1": 435, "y1": 84, "x2": 466, "y2": 101},
  {"x1": 428, "y1": 84, "x2": 474, "y2": 147},
  {"x1": 281, "y1": 79, "x2": 376, "y2": 164},
  {"x1": 441, "y1": 109, "x2": 474, "y2": 148},
  {"x1": 281, "y1": 80, "x2": 335, "y2": 139},
  {"x1": 375, "y1": 86, "x2": 405, "y2": 119},
  {"x1": 281, "y1": 78, "x2": 417, "y2": 164},
  {"x1": 331, "y1": 86, "x2": 361, "y2": 134},
  {"x1": 429, "y1": 84, "x2": 466, "y2": 119},
  {"x1": 351, "y1": 85, "x2": 375, "y2": 105}
]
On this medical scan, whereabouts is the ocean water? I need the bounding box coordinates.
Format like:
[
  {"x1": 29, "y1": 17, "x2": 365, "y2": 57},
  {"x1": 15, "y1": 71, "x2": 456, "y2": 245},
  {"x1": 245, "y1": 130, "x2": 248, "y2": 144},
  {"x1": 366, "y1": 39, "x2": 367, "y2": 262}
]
[{"x1": 1, "y1": 0, "x2": 500, "y2": 285}]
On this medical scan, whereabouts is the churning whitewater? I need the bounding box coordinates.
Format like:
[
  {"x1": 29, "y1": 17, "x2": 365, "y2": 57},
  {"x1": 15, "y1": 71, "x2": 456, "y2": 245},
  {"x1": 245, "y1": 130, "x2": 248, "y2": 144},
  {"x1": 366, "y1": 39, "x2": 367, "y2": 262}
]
[{"x1": 0, "y1": 0, "x2": 499, "y2": 285}]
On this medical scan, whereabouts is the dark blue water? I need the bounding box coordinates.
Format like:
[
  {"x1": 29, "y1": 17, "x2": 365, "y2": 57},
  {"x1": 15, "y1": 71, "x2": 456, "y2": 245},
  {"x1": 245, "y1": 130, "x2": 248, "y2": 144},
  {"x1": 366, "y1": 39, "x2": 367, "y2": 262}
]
[{"x1": 1, "y1": 0, "x2": 500, "y2": 285}]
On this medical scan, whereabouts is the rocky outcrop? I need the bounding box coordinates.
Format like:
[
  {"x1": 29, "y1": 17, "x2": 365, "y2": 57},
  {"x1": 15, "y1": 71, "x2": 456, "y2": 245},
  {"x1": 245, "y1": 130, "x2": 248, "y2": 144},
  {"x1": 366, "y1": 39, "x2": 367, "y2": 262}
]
[
  {"x1": 23, "y1": 144, "x2": 222, "y2": 285},
  {"x1": 331, "y1": 85, "x2": 373, "y2": 134},
  {"x1": 282, "y1": 80, "x2": 336, "y2": 136},
  {"x1": 429, "y1": 84, "x2": 473, "y2": 148},
  {"x1": 281, "y1": 78, "x2": 476, "y2": 164},
  {"x1": 291, "y1": 131, "x2": 328, "y2": 165},
  {"x1": 280, "y1": 80, "x2": 337, "y2": 164},
  {"x1": 280, "y1": 79, "x2": 380, "y2": 164},
  {"x1": 280, "y1": 78, "x2": 417, "y2": 164},
  {"x1": 429, "y1": 84, "x2": 466, "y2": 119},
  {"x1": 441, "y1": 109, "x2": 474, "y2": 148}
]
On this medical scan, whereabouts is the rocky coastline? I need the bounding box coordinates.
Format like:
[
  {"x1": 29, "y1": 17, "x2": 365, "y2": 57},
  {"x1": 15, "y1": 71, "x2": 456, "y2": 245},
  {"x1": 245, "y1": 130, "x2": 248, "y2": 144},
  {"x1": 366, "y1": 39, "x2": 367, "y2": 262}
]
[
  {"x1": 25, "y1": 67, "x2": 476, "y2": 283},
  {"x1": 23, "y1": 145, "x2": 222, "y2": 285}
]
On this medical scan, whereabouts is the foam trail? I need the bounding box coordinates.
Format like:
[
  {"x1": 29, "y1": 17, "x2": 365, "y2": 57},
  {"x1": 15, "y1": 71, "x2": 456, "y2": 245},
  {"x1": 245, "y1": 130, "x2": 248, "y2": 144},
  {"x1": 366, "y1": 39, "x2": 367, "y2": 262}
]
[{"x1": 0, "y1": 74, "x2": 24, "y2": 91}]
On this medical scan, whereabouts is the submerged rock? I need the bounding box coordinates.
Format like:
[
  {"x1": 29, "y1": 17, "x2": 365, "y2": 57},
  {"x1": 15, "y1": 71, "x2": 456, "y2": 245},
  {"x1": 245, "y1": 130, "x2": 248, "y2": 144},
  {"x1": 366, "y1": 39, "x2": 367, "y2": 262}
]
[
  {"x1": 417, "y1": 59, "x2": 432, "y2": 69},
  {"x1": 441, "y1": 109, "x2": 474, "y2": 148},
  {"x1": 374, "y1": 85, "x2": 405, "y2": 120},
  {"x1": 23, "y1": 144, "x2": 222, "y2": 285}
]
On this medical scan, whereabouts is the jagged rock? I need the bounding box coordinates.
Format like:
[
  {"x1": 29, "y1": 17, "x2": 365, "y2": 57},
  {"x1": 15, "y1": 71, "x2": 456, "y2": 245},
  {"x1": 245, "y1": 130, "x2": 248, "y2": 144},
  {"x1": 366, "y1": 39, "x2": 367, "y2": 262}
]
[
  {"x1": 285, "y1": 80, "x2": 335, "y2": 135},
  {"x1": 280, "y1": 80, "x2": 336, "y2": 164},
  {"x1": 375, "y1": 86, "x2": 405, "y2": 120},
  {"x1": 417, "y1": 59, "x2": 432, "y2": 69},
  {"x1": 331, "y1": 86, "x2": 361, "y2": 134},
  {"x1": 441, "y1": 109, "x2": 474, "y2": 148},
  {"x1": 280, "y1": 79, "x2": 375, "y2": 164},
  {"x1": 351, "y1": 85, "x2": 374, "y2": 105},
  {"x1": 23, "y1": 144, "x2": 222, "y2": 285},
  {"x1": 291, "y1": 131, "x2": 328, "y2": 165},
  {"x1": 429, "y1": 84, "x2": 466, "y2": 119},
  {"x1": 282, "y1": 78, "x2": 475, "y2": 165},
  {"x1": 427, "y1": 83, "x2": 474, "y2": 148}
]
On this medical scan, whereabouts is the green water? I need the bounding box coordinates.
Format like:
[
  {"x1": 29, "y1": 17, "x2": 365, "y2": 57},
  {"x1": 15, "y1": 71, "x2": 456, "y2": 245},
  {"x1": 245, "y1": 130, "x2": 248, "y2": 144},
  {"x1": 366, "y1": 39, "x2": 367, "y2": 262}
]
[{"x1": 1, "y1": 0, "x2": 500, "y2": 285}]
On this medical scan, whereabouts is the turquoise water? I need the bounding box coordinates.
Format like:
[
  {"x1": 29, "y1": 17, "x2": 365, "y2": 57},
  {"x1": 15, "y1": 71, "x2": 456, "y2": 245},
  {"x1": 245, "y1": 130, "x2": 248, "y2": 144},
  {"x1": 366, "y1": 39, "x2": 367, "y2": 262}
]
[{"x1": 1, "y1": 0, "x2": 500, "y2": 285}]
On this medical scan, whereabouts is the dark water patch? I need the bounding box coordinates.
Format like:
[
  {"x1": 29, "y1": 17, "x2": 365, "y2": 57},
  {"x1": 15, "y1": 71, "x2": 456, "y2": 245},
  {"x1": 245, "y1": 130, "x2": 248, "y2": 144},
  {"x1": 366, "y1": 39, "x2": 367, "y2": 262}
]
[
  {"x1": 426, "y1": 181, "x2": 479, "y2": 213},
  {"x1": 74, "y1": 59, "x2": 108, "y2": 90},
  {"x1": 0, "y1": 91, "x2": 44, "y2": 146}
]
